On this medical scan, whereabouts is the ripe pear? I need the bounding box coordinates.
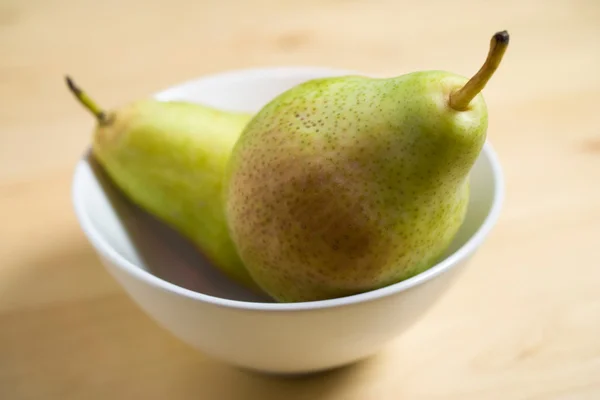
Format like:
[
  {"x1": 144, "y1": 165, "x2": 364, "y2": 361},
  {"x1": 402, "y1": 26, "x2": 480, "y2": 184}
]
[
  {"x1": 224, "y1": 31, "x2": 510, "y2": 302},
  {"x1": 66, "y1": 77, "x2": 259, "y2": 291}
]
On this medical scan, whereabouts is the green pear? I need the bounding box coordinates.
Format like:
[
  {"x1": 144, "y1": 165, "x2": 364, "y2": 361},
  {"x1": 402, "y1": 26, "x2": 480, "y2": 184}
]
[
  {"x1": 66, "y1": 77, "x2": 259, "y2": 291},
  {"x1": 224, "y1": 31, "x2": 509, "y2": 302}
]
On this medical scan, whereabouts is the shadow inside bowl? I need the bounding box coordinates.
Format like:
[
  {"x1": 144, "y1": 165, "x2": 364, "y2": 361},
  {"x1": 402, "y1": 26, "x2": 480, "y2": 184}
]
[{"x1": 85, "y1": 150, "x2": 273, "y2": 303}]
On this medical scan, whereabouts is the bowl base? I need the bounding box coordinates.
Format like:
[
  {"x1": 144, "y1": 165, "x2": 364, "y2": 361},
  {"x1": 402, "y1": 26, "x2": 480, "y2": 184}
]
[{"x1": 231, "y1": 351, "x2": 379, "y2": 377}]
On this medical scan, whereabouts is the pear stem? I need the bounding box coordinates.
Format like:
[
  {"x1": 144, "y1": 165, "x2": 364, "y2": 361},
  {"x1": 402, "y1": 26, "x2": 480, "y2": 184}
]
[
  {"x1": 65, "y1": 75, "x2": 108, "y2": 123},
  {"x1": 449, "y1": 31, "x2": 509, "y2": 111}
]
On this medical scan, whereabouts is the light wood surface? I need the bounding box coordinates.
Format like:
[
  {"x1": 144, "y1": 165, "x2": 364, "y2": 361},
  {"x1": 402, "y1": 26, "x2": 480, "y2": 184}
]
[{"x1": 2, "y1": 0, "x2": 600, "y2": 398}]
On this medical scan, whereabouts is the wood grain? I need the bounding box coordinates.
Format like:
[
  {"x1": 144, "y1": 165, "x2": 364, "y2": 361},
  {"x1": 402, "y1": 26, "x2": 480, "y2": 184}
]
[{"x1": 1, "y1": 0, "x2": 600, "y2": 398}]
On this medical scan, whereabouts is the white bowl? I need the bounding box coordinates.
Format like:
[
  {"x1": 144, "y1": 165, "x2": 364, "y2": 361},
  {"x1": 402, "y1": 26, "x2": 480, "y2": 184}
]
[{"x1": 71, "y1": 66, "x2": 504, "y2": 375}]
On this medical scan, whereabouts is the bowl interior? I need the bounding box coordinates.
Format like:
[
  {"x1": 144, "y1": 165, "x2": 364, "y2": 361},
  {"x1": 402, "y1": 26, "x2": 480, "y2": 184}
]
[{"x1": 73, "y1": 67, "x2": 502, "y2": 304}]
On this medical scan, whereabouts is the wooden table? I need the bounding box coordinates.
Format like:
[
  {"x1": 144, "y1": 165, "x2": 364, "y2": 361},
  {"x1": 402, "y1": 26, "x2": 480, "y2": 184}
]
[{"x1": 1, "y1": 0, "x2": 599, "y2": 398}]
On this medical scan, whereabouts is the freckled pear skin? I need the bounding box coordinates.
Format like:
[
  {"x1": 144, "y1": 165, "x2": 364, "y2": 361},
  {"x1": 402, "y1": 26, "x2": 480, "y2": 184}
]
[
  {"x1": 65, "y1": 77, "x2": 259, "y2": 291},
  {"x1": 224, "y1": 32, "x2": 509, "y2": 302}
]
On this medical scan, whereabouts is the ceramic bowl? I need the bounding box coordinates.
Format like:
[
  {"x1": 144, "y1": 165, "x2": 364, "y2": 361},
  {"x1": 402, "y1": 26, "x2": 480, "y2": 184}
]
[{"x1": 71, "y1": 66, "x2": 504, "y2": 375}]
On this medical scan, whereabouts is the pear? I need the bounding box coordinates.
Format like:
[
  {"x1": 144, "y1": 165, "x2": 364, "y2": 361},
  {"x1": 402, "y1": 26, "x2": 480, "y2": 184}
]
[
  {"x1": 66, "y1": 77, "x2": 259, "y2": 290},
  {"x1": 224, "y1": 31, "x2": 509, "y2": 302}
]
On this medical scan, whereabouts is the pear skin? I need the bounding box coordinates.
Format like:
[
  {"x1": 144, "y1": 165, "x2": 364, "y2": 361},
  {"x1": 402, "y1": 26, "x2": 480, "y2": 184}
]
[
  {"x1": 224, "y1": 31, "x2": 509, "y2": 302},
  {"x1": 66, "y1": 77, "x2": 259, "y2": 291}
]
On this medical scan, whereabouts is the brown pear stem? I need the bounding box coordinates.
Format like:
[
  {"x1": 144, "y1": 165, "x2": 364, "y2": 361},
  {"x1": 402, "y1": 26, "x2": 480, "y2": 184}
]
[
  {"x1": 449, "y1": 31, "x2": 510, "y2": 111},
  {"x1": 65, "y1": 76, "x2": 108, "y2": 123}
]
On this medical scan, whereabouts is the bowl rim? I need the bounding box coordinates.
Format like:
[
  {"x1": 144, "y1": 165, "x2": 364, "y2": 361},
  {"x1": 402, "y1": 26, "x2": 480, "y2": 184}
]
[{"x1": 71, "y1": 66, "x2": 505, "y2": 312}]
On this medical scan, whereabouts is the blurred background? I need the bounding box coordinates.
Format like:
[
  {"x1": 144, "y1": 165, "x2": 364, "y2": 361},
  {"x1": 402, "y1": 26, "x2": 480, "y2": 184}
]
[
  {"x1": 2, "y1": 0, "x2": 598, "y2": 184},
  {"x1": 1, "y1": 0, "x2": 599, "y2": 399}
]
